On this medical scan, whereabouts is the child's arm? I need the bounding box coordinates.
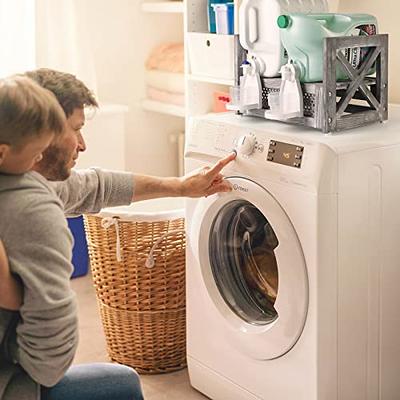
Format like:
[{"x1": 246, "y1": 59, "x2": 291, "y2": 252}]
[{"x1": 0, "y1": 240, "x2": 23, "y2": 310}]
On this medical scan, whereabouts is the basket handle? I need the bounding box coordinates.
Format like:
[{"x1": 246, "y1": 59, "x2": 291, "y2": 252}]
[
  {"x1": 101, "y1": 217, "x2": 185, "y2": 268},
  {"x1": 145, "y1": 229, "x2": 185, "y2": 269},
  {"x1": 101, "y1": 217, "x2": 122, "y2": 262}
]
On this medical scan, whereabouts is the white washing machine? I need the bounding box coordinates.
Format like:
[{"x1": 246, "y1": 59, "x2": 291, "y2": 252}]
[{"x1": 185, "y1": 106, "x2": 400, "y2": 400}]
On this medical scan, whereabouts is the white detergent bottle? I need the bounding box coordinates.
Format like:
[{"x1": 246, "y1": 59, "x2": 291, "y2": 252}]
[{"x1": 239, "y1": 0, "x2": 328, "y2": 78}]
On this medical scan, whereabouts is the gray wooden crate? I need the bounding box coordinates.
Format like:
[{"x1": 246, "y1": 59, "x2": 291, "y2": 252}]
[{"x1": 246, "y1": 34, "x2": 389, "y2": 134}]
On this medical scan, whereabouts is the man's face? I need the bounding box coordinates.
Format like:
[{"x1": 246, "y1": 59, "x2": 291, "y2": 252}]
[{"x1": 33, "y1": 107, "x2": 86, "y2": 181}]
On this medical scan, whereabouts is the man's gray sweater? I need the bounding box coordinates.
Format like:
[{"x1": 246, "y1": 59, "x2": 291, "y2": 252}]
[{"x1": 0, "y1": 168, "x2": 134, "y2": 400}]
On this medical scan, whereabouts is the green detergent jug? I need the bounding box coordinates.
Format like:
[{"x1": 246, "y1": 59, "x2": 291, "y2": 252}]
[{"x1": 278, "y1": 13, "x2": 378, "y2": 83}]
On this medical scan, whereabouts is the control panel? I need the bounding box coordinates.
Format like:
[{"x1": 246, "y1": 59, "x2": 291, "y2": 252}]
[
  {"x1": 267, "y1": 140, "x2": 304, "y2": 168},
  {"x1": 188, "y1": 119, "x2": 306, "y2": 170}
]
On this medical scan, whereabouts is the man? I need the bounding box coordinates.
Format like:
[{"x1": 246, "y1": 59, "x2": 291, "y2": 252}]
[{"x1": 0, "y1": 69, "x2": 235, "y2": 400}]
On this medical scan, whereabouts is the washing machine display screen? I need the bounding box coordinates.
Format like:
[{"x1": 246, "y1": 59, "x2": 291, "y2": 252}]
[
  {"x1": 267, "y1": 140, "x2": 304, "y2": 168},
  {"x1": 209, "y1": 200, "x2": 279, "y2": 325}
]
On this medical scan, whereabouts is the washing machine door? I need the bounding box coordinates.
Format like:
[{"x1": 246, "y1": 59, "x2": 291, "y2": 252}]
[{"x1": 190, "y1": 177, "x2": 308, "y2": 360}]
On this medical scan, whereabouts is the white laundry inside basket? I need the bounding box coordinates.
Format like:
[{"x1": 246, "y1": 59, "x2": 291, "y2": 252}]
[
  {"x1": 98, "y1": 197, "x2": 185, "y2": 222},
  {"x1": 98, "y1": 197, "x2": 185, "y2": 265}
]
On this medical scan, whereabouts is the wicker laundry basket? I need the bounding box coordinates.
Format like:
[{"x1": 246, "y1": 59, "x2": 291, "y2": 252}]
[{"x1": 83, "y1": 198, "x2": 186, "y2": 374}]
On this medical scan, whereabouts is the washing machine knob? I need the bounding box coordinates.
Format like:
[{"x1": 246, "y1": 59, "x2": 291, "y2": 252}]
[{"x1": 237, "y1": 134, "x2": 257, "y2": 156}]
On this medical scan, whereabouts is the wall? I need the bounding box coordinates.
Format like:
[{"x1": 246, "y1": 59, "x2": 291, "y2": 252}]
[
  {"x1": 84, "y1": 1, "x2": 185, "y2": 176},
  {"x1": 36, "y1": 0, "x2": 184, "y2": 176},
  {"x1": 0, "y1": 1, "x2": 36, "y2": 77},
  {"x1": 338, "y1": 0, "x2": 399, "y2": 103}
]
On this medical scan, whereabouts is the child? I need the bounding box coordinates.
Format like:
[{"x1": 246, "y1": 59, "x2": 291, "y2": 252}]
[{"x1": 0, "y1": 75, "x2": 66, "y2": 310}]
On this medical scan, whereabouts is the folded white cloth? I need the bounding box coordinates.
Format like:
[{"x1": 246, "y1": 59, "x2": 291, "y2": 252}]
[
  {"x1": 145, "y1": 70, "x2": 185, "y2": 94},
  {"x1": 146, "y1": 86, "x2": 185, "y2": 106}
]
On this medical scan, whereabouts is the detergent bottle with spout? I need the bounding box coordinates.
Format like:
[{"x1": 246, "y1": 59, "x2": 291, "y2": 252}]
[
  {"x1": 278, "y1": 13, "x2": 378, "y2": 82},
  {"x1": 239, "y1": 0, "x2": 329, "y2": 78}
]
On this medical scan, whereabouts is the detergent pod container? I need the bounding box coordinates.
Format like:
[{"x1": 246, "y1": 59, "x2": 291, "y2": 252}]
[
  {"x1": 239, "y1": 0, "x2": 328, "y2": 78},
  {"x1": 278, "y1": 13, "x2": 378, "y2": 83}
]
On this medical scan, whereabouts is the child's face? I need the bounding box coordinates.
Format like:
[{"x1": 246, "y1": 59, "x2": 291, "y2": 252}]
[{"x1": 0, "y1": 131, "x2": 54, "y2": 175}]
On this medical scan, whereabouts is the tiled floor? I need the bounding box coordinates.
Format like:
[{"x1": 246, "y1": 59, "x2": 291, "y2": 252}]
[{"x1": 71, "y1": 273, "x2": 208, "y2": 400}]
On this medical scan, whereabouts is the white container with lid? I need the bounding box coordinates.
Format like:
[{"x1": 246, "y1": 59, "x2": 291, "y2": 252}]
[{"x1": 212, "y1": 3, "x2": 235, "y2": 35}]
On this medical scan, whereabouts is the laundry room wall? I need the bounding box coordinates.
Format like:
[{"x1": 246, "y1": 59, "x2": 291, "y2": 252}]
[
  {"x1": 80, "y1": 0, "x2": 184, "y2": 176},
  {"x1": 338, "y1": 0, "x2": 400, "y2": 103},
  {"x1": 35, "y1": 0, "x2": 184, "y2": 176}
]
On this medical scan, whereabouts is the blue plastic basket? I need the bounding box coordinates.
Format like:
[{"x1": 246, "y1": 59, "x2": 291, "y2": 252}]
[{"x1": 67, "y1": 216, "x2": 89, "y2": 278}]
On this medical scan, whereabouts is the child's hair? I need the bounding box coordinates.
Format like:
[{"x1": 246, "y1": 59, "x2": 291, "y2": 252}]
[{"x1": 0, "y1": 75, "x2": 66, "y2": 148}]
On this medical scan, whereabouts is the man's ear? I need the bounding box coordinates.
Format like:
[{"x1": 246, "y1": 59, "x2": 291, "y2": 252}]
[{"x1": 0, "y1": 144, "x2": 11, "y2": 166}]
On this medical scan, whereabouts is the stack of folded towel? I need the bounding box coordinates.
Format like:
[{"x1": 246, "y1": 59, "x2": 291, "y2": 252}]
[{"x1": 145, "y1": 42, "x2": 185, "y2": 106}]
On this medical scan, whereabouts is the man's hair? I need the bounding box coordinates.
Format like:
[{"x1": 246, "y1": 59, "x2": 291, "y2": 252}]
[
  {"x1": 0, "y1": 75, "x2": 66, "y2": 147},
  {"x1": 25, "y1": 68, "x2": 98, "y2": 117}
]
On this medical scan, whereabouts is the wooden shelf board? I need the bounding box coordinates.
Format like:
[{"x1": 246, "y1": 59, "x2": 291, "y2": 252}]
[{"x1": 187, "y1": 74, "x2": 235, "y2": 86}]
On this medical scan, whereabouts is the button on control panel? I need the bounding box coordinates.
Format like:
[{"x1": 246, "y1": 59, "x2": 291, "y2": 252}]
[
  {"x1": 236, "y1": 133, "x2": 257, "y2": 156},
  {"x1": 267, "y1": 140, "x2": 304, "y2": 168}
]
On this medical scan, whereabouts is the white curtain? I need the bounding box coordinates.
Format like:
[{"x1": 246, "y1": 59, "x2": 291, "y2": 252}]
[
  {"x1": 0, "y1": 0, "x2": 36, "y2": 78},
  {"x1": 35, "y1": 0, "x2": 98, "y2": 95}
]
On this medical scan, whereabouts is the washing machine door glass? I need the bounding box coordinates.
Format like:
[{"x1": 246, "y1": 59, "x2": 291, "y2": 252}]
[
  {"x1": 209, "y1": 200, "x2": 279, "y2": 325},
  {"x1": 190, "y1": 176, "x2": 308, "y2": 359}
]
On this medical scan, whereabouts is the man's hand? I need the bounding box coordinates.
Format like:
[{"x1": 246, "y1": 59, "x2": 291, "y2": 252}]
[
  {"x1": 180, "y1": 152, "x2": 236, "y2": 198},
  {"x1": 132, "y1": 152, "x2": 236, "y2": 202}
]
